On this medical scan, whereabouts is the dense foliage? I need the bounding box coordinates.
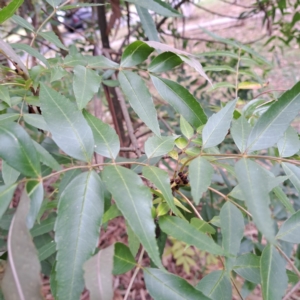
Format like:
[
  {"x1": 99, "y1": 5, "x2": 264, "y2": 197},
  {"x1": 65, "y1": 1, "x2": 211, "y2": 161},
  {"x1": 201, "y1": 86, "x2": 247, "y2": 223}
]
[{"x1": 0, "y1": 0, "x2": 300, "y2": 299}]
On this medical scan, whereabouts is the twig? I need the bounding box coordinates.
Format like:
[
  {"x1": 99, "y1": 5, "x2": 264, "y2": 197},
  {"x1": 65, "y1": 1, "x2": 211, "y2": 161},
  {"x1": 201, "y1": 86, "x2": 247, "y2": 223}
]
[
  {"x1": 124, "y1": 248, "x2": 145, "y2": 300},
  {"x1": 252, "y1": 89, "x2": 286, "y2": 100},
  {"x1": 276, "y1": 246, "x2": 300, "y2": 279},
  {"x1": 283, "y1": 280, "x2": 300, "y2": 300}
]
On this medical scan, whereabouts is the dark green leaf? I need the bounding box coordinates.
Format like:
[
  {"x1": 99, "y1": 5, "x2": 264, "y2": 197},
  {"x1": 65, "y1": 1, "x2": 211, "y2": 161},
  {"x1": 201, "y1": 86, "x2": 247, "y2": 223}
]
[
  {"x1": 235, "y1": 159, "x2": 275, "y2": 242},
  {"x1": 196, "y1": 270, "x2": 232, "y2": 300},
  {"x1": 151, "y1": 76, "x2": 207, "y2": 128},
  {"x1": 113, "y1": 242, "x2": 136, "y2": 275},
  {"x1": 102, "y1": 204, "x2": 122, "y2": 224},
  {"x1": 159, "y1": 216, "x2": 225, "y2": 256},
  {"x1": 144, "y1": 268, "x2": 211, "y2": 300},
  {"x1": 2, "y1": 161, "x2": 20, "y2": 185},
  {"x1": 83, "y1": 110, "x2": 120, "y2": 159},
  {"x1": 276, "y1": 210, "x2": 300, "y2": 243},
  {"x1": 83, "y1": 244, "x2": 114, "y2": 300},
  {"x1": 260, "y1": 244, "x2": 288, "y2": 300},
  {"x1": 246, "y1": 81, "x2": 300, "y2": 152},
  {"x1": 55, "y1": 171, "x2": 104, "y2": 300},
  {"x1": 148, "y1": 52, "x2": 182, "y2": 73},
  {"x1": 145, "y1": 135, "x2": 176, "y2": 158},
  {"x1": 190, "y1": 218, "x2": 216, "y2": 234},
  {"x1": 0, "y1": 184, "x2": 17, "y2": 220},
  {"x1": 30, "y1": 214, "x2": 56, "y2": 238},
  {"x1": 121, "y1": 41, "x2": 154, "y2": 67},
  {"x1": 39, "y1": 31, "x2": 68, "y2": 50},
  {"x1": 231, "y1": 115, "x2": 251, "y2": 153},
  {"x1": 38, "y1": 240, "x2": 56, "y2": 261},
  {"x1": 40, "y1": 83, "x2": 94, "y2": 162},
  {"x1": 102, "y1": 165, "x2": 163, "y2": 269},
  {"x1": 0, "y1": 0, "x2": 23, "y2": 24},
  {"x1": 1, "y1": 189, "x2": 43, "y2": 300},
  {"x1": 119, "y1": 71, "x2": 160, "y2": 136},
  {"x1": 189, "y1": 157, "x2": 214, "y2": 205},
  {"x1": 126, "y1": 220, "x2": 140, "y2": 256},
  {"x1": 233, "y1": 254, "x2": 261, "y2": 284},
  {"x1": 277, "y1": 126, "x2": 300, "y2": 157},
  {"x1": 73, "y1": 66, "x2": 100, "y2": 109},
  {"x1": 0, "y1": 122, "x2": 41, "y2": 177}
]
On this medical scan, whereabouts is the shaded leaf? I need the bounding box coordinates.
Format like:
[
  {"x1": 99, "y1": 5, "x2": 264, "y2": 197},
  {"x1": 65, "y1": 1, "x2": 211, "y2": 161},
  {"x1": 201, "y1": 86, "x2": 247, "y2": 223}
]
[
  {"x1": 189, "y1": 157, "x2": 214, "y2": 205},
  {"x1": 38, "y1": 240, "x2": 56, "y2": 261},
  {"x1": 113, "y1": 242, "x2": 136, "y2": 275},
  {"x1": 273, "y1": 186, "x2": 295, "y2": 214},
  {"x1": 83, "y1": 110, "x2": 120, "y2": 159},
  {"x1": 148, "y1": 52, "x2": 182, "y2": 73},
  {"x1": 190, "y1": 218, "x2": 215, "y2": 234},
  {"x1": 0, "y1": 122, "x2": 40, "y2": 177},
  {"x1": 282, "y1": 162, "x2": 300, "y2": 194},
  {"x1": 40, "y1": 83, "x2": 94, "y2": 162},
  {"x1": 83, "y1": 244, "x2": 114, "y2": 300},
  {"x1": 11, "y1": 14, "x2": 34, "y2": 31},
  {"x1": 145, "y1": 135, "x2": 176, "y2": 158},
  {"x1": 102, "y1": 204, "x2": 122, "y2": 224},
  {"x1": 85, "y1": 55, "x2": 119, "y2": 69},
  {"x1": 119, "y1": 71, "x2": 160, "y2": 136},
  {"x1": 73, "y1": 66, "x2": 100, "y2": 110},
  {"x1": 39, "y1": 31, "x2": 68, "y2": 50},
  {"x1": 102, "y1": 165, "x2": 163, "y2": 269},
  {"x1": 0, "y1": 85, "x2": 11, "y2": 106},
  {"x1": 231, "y1": 115, "x2": 251, "y2": 153},
  {"x1": 0, "y1": 113, "x2": 19, "y2": 124},
  {"x1": 151, "y1": 76, "x2": 207, "y2": 128},
  {"x1": 30, "y1": 214, "x2": 56, "y2": 238},
  {"x1": 0, "y1": 0, "x2": 23, "y2": 24},
  {"x1": 235, "y1": 159, "x2": 275, "y2": 242},
  {"x1": 196, "y1": 270, "x2": 232, "y2": 300},
  {"x1": 0, "y1": 184, "x2": 17, "y2": 220},
  {"x1": 276, "y1": 210, "x2": 300, "y2": 243},
  {"x1": 202, "y1": 99, "x2": 237, "y2": 149},
  {"x1": 260, "y1": 244, "x2": 288, "y2": 300},
  {"x1": 126, "y1": 221, "x2": 140, "y2": 257},
  {"x1": 121, "y1": 41, "x2": 154, "y2": 67},
  {"x1": 144, "y1": 268, "x2": 211, "y2": 300},
  {"x1": 2, "y1": 161, "x2": 20, "y2": 185},
  {"x1": 1, "y1": 189, "x2": 43, "y2": 300},
  {"x1": 23, "y1": 114, "x2": 48, "y2": 131},
  {"x1": 246, "y1": 81, "x2": 300, "y2": 152},
  {"x1": 277, "y1": 126, "x2": 300, "y2": 157},
  {"x1": 159, "y1": 216, "x2": 225, "y2": 256},
  {"x1": 55, "y1": 171, "x2": 104, "y2": 300}
]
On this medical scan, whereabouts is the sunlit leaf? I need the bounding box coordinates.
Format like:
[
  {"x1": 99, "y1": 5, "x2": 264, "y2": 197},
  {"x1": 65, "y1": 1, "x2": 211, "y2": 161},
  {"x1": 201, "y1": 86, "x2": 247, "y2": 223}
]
[
  {"x1": 190, "y1": 218, "x2": 215, "y2": 234},
  {"x1": 83, "y1": 244, "x2": 114, "y2": 300},
  {"x1": 40, "y1": 83, "x2": 94, "y2": 162},
  {"x1": 180, "y1": 116, "x2": 194, "y2": 139},
  {"x1": 55, "y1": 171, "x2": 104, "y2": 300},
  {"x1": 151, "y1": 76, "x2": 207, "y2": 128},
  {"x1": 113, "y1": 242, "x2": 136, "y2": 275},
  {"x1": 202, "y1": 99, "x2": 237, "y2": 149},
  {"x1": 277, "y1": 126, "x2": 300, "y2": 157},
  {"x1": 119, "y1": 71, "x2": 160, "y2": 136},
  {"x1": 276, "y1": 210, "x2": 300, "y2": 243},
  {"x1": 260, "y1": 244, "x2": 288, "y2": 300},
  {"x1": 102, "y1": 165, "x2": 163, "y2": 269},
  {"x1": 1, "y1": 189, "x2": 43, "y2": 300},
  {"x1": 231, "y1": 115, "x2": 251, "y2": 153},
  {"x1": 238, "y1": 81, "x2": 267, "y2": 90},
  {"x1": 189, "y1": 157, "x2": 214, "y2": 205},
  {"x1": 0, "y1": 0, "x2": 23, "y2": 24},
  {"x1": 144, "y1": 268, "x2": 211, "y2": 300},
  {"x1": 159, "y1": 216, "x2": 225, "y2": 256},
  {"x1": 0, "y1": 122, "x2": 41, "y2": 177}
]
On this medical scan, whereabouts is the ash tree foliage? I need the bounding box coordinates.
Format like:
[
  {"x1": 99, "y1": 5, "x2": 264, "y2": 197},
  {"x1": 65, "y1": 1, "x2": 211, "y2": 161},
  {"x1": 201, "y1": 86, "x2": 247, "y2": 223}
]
[{"x1": 0, "y1": 0, "x2": 300, "y2": 300}]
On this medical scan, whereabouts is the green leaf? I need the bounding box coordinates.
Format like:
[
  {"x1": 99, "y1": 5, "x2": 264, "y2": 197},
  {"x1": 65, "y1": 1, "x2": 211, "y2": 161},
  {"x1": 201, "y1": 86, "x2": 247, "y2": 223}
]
[
  {"x1": 50, "y1": 66, "x2": 68, "y2": 83},
  {"x1": 39, "y1": 31, "x2": 68, "y2": 50},
  {"x1": 189, "y1": 157, "x2": 214, "y2": 205},
  {"x1": 144, "y1": 268, "x2": 211, "y2": 300},
  {"x1": 233, "y1": 254, "x2": 261, "y2": 284},
  {"x1": 273, "y1": 186, "x2": 295, "y2": 214},
  {"x1": 11, "y1": 14, "x2": 34, "y2": 31},
  {"x1": 136, "y1": 5, "x2": 160, "y2": 42},
  {"x1": 83, "y1": 110, "x2": 120, "y2": 159},
  {"x1": 277, "y1": 126, "x2": 300, "y2": 157},
  {"x1": 55, "y1": 171, "x2": 104, "y2": 300},
  {"x1": 246, "y1": 81, "x2": 300, "y2": 152},
  {"x1": 38, "y1": 240, "x2": 56, "y2": 261},
  {"x1": 148, "y1": 52, "x2": 182, "y2": 73},
  {"x1": 64, "y1": 52, "x2": 87, "y2": 67},
  {"x1": 143, "y1": 166, "x2": 183, "y2": 217},
  {"x1": 125, "y1": 0, "x2": 180, "y2": 17},
  {"x1": 0, "y1": 113, "x2": 19, "y2": 124},
  {"x1": 102, "y1": 165, "x2": 163, "y2": 269},
  {"x1": 180, "y1": 116, "x2": 194, "y2": 139},
  {"x1": 0, "y1": 85, "x2": 11, "y2": 106},
  {"x1": 2, "y1": 161, "x2": 20, "y2": 185},
  {"x1": 235, "y1": 159, "x2": 275, "y2": 243},
  {"x1": 113, "y1": 242, "x2": 136, "y2": 275},
  {"x1": 260, "y1": 244, "x2": 288, "y2": 300},
  {"x1": 276, "y1": 210, "x2": 300, "y2": 243},
  {"x1": 23, "y1": 114, "x2": 48, "y2": 131},
  {"x1": 1, "y1": 189, "x2": 43, "y2": 300},
  {"x1": 73, "y1": 66, "x2": 100, "y2": 110},
  {"x1": 0, "y1": 122, "x2": 41, "y2": 177},
  {"x1": 30, "y1": 214, "x2": 56, "y2": 237},
  {"x1": 11, "y1": 43, "x2": 50, "y2": 67},
  {"x1": 40, "y1": 83, "x2": 94, "y2": 162},
  {"x1": 119, "y1": 71, "x2": 160, "y2": 136},
  {"x1": 203, "y1": 65, "x2": 236, "y2": 73},
  {"x1": 26, "y1": 181, "x2": 44, "y2": 229},
  {"x1": 207, "y1": 82, "x2": 235, "y2": 92},
  {"x1": 0, "y1": 184, "x2": 17, "y2": 220},
  {"x1": 0, "y1": 0, "x2": 23, "y2": 24},
  {"x1": 60, "y1": 3, "x2": 105, "y2": 9},
  {"x1": 282, "y1": 162, "x2": 300, "y2": 194},
  {"x1": 190, "y1": 218, "x2": 216, "y2": 234},
  {"x1": 231, "y1": 115, "x2": 251, "y2": 153},
  {"x1": 85, "y1": 55, "x2": 119, "y2": 69},
  {"x1": 102, "y1": 204, "x2": 122, "y2": 224},
  {"x1": 45, "y1": 0, "x2": 62, "y2": 7},
  {"x1": 145, "y1": 135, "x2": 176, "y2": 158},
  {"x1": 120, "y1": 41, "x2": 154, "y2": 67},
  {"x1": 151, "y1": 76, "x2": 207, "y2": 128},
  {"x1": 126, "y1": 221, "x2": 140, "y2": 257},
  {"x1": 202, "y1": 99, "x2": 237, "y2": 149},
  {"x1": 159, "y1": 216, "x2": 225, "y2": 256},
  {"x1": 196, "y1": 270, "x2": 232, "y2": 300},
  {"x1": 83, "y1": 244, "x2": 114, "y2": 300},
  {"x1": 220, "y1": 202, "x2": 244, "y2": 256}
]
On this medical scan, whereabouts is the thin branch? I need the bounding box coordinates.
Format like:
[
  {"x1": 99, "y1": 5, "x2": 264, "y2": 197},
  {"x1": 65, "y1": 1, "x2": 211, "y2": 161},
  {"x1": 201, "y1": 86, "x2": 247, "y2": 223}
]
[
  {"x1": 252, "y1": 89, "x2": 287, "y2": 100},
  {"x1": 219, "y1": 0, "x2": 255, "y2": 9},
  {"x1": 276, "y1": 246, "x2": 300, "y2": 279},
  {"x1": 283, "y1": 280, "x2": 300, "y2": 300},
  {"x1": 231, "y1": 276, "x2": 244, "y2": 300}
]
